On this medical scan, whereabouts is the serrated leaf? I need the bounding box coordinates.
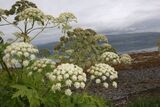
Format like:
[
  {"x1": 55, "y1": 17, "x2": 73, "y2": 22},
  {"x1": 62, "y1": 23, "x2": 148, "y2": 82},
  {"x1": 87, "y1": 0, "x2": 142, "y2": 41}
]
[{"x1": 11, "y1": 84, "x2": 41, "y2": 107}]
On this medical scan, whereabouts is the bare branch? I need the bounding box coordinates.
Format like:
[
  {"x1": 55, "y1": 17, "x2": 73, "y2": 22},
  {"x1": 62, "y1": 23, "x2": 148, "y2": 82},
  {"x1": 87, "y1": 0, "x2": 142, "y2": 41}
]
[
  {"x1": 1, "y1": 16, "x2": 23, "y2": 33},
  {"x1": 26, "y1": 20, "x2": 35, "y2": 33},
  {"x1": 28, "y1": 24, "x2": 58, "y2": 34},
  {"x1": 0, "y1": 23, "x2": 11, "y2": 26},
  {"x1": 30, "y1": 20, "x2": 50, "y2": 41}
]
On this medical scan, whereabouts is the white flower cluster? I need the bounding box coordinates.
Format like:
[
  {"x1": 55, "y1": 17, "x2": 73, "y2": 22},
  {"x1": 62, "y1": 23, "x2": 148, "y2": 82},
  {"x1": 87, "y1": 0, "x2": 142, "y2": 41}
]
[
  {"x1": 3, "y1": 42, "x2": 39, "y2": 67},
  {"x1": 87, "y1": 63, "x2": 118, "y2": 89},
  {"x1": 120, "y1": 54, "x2": 132, "y2": 65},
  {"x1": 45, "y1": 15, "x2": 55, "y2": 23},
  {"x1": 28, "y1": 58, "x2": 56, "y2": 73},
  {"x1": 102, "y1": 43, "x2": 112, "y2": 49},
  {"x1": 95, "y1": 34, "x2": 108, "y2": 42},
  {"x1": 101, "y1": 52, "x2": 120, "y2": 65},
  {"x1": 0, "y1": 8, "x2": 5, "y2": 16},
  {"x1": 46, "y1": 63, "x2": 86, "y2": 96},
  {"x1": 58, "y1": 12, "x2": 77, "y2": 23},
  {"x1": 17, "y1": 8, "x2": 45, "y2": 22}
]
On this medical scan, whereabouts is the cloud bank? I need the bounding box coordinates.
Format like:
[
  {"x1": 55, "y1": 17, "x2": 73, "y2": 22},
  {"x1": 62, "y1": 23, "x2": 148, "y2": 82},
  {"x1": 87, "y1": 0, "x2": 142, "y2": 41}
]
[{"x1": 0, "y1": 0, "x2": 160, "y2": 44}]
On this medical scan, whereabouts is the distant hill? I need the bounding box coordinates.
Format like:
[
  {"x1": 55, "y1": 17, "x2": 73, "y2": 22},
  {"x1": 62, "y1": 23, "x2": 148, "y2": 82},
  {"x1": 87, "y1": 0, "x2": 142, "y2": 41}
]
[
  {"x1": 36, "y1": 32, "x2": 160, "y2": 53},
  {"x1": 36, "y1": 42, "x2": 59, "y2": 53},
  {"x1": 107, "y1": 32, "x2": 160, "y2": 52}
]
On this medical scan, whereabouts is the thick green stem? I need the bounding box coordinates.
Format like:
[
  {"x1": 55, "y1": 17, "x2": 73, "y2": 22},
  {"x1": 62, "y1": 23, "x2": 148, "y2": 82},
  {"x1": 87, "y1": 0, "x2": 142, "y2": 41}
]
[
  {"x1": 2, "y1": 61, "x2": 12, "y2": 79},
  {"x1": 42, "y1": 87, "x2": 51, "y2": 97}
]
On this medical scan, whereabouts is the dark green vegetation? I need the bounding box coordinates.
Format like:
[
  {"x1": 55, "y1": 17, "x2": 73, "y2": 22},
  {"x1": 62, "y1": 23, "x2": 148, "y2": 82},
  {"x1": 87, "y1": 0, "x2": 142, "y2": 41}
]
[
  {"x1": 0, "y1": 71, "x2": 111, "y2": 107},
  {"x1": 127, "y1": 96, "x2": 160, "y2": 107},
  {"x1": 54, "y1": 28, "x2": 115, "y2": 68}
]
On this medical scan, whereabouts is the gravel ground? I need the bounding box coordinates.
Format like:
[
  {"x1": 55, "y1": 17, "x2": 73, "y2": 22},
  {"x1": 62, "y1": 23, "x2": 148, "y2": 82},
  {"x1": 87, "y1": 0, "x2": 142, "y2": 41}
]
[{"x1": 88, "y1": 67, "x2": 160, "y2": 105}]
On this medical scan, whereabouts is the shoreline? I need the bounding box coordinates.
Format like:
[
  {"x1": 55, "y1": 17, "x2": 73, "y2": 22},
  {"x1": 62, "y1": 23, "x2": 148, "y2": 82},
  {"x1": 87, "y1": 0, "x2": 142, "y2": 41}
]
[
  {"x1": 119, "y1": 47, "x2": 158, "y2": 54},
  {"x1": 115, "y1": 51, "x2": 160, "y2": 70},
  {"x1": 88, "y1": 51, "x2": 160, "y2": 106}
]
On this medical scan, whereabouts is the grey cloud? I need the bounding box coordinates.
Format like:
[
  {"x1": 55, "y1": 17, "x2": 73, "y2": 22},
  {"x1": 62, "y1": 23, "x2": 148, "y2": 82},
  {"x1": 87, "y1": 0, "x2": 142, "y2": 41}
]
[{"x1": 0, "y1": 0, "x2": 160, "y2": 44}]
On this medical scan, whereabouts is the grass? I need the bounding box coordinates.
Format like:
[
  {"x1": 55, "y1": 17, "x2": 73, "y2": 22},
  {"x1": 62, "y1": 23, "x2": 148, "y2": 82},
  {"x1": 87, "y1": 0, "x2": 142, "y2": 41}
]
[{"x1": 127, "y1": 96, "x2": 160, "y2": 107}]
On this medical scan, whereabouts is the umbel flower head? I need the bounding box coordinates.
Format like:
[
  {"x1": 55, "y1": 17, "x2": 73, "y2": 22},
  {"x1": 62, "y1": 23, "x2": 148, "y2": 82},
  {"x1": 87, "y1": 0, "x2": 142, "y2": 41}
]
[
  {"x1": 87, "y1": 63, "x2": 118, "y2": 89},
  {"x1": 3, "y1": 42, "x2": 39, "y2": 68},
  {"x1": 120, "y1": 54, "x2": 133, "y2": 65},
  {"x1": 94, "y1": 34, "x2": 108, "y2": 42},
  {"x1": 101, "y1": 52, "x2": 121, "y2": 65},
  {"x1": 27, "y1": 58, "x2": 56, "y2": 73},
  {"x1": 58, "y1": 12, "x2": 77, "y2": 23},
  {"x1": 0, "y1": 8, "x2": 5, "y2": 16},
  {"x1": 46, "y1": 63, "x2": 86, "y2": 96},
  {"x1": 16, "y1": 7, "x2": 45, "y2": 24}
]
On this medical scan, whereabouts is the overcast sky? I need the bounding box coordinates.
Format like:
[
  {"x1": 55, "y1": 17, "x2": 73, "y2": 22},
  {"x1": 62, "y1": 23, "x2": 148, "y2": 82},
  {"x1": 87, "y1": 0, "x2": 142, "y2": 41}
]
[{"x1": 0, "y1": 0, "x2": 160, "y2": 44}]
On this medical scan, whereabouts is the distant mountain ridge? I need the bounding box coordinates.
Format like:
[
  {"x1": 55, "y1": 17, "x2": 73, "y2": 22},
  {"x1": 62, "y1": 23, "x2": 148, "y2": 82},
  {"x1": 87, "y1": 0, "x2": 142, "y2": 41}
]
[
  {"x1": 36, "y1": 32, "x2": 160, "y2": 53},
  {"x1": 107, "y1": 32, "x2": 160, "y2": 52}
]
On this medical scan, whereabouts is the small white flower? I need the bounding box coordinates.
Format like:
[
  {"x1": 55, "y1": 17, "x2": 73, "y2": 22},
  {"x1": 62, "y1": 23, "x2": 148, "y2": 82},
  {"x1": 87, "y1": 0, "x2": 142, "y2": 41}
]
[
  {"x1": 112, "y1": 81, "x2": 117, "y2": 88},
  {"x1": 28, "y1": 72, "x2": 33, "y2": 76},
  {"x1": 95, "y1": 79, "x2": 101, "y2": 84},
  {"x1": 80, "y1": 82, "x2": 85, "y2": 89},
  {"x1": 103, "y1": 82, "x2": 109, "y2": 88},
  {"x1": 11, "y1": 59, "x2": 18, "y2": 64},
  {"x1": 56, "y1": 83, "x2": 61, "y2": 90},
  {"x1": 65, "y1": 89, "x2": 72, "y2": 96},
  {"x1": 50, "y1": 75, "x2": 56, "y2": 81},
  {"x1": 51, "y1": 85, "x2": 57, "y2": 92},
  {"x1": 105, "y1": 72, "x2": 110, "y2": 77},
  {"x1": 57, "y1": 75, "x2": 63, "y2": 81},
  {"x1": 30, "y1": 54, "x2": 36, "y2": 60},
  {"x1": 23, "y1": 60, "x2": 29, "y2": 67},
  {"x1": 38, "y1": 69, "x2": 42, "y2": 72},
  {"x1": 78, "y1": 75, "x2": 83, "y2": 81},
  {"x1": 17, "y1": 51, "x2": 22, "y2": 56},
  {"x1": 90, "y1": 75, "x2": 95, "y2": 80},
  {"x1": 24, "y1": 52, "x2": 29, "y2": 57},
  {"x1": 74, "y1": 82, "x2": 80, "y2": 89},
  {"x1": 72, "y1": 75, "x2": 77, "y2": 81},
  {"x1": 11, "y1": 50, "x2": 16, "y2": 55},
  {"x1": 64, "y1": 73, "x2": 69, "y2": 79},
  {"x1": 65, "y1": 79, "x2": 72, "y2": 87},
  {"x1": 102, "y1": 76, "x2": 107, "y2": 80}
]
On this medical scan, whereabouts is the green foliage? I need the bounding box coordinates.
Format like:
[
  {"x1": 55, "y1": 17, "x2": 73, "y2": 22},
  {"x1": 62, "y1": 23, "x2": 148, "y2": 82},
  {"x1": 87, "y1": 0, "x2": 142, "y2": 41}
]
[
  {"x1": 11, "y1": 84, "x2": 41, "y2": 107},
  {"x1": 43, "y1": 92, "x2": 113, "y2": 107},
  {"x1": 70, "y1": 93, "x2": 113, "y2": 107},
  {"x1": 0, "y1": 85, "x2": 25, "y2": 107},
  {"x1": 5, "y1": 0, "x2": 37, "y2": 16},
  {"x1": 0, "y1": 1, "x2": 117, "y2": 107},
  {"x1": 54, "y1": 28, "x2": 115, "y2": 68},
  {"x1": 38, "y1": 48, "x2": 51, "y2": 58},
  {"x1": 0, "y1": 37, "x2": 9, "y2": 70},
  {"x1": 127, "y1": 96, "x2": 160, "y2": 107},
  {"x1": 0, "y1": 70, "x2": 45, "y2": 107}
]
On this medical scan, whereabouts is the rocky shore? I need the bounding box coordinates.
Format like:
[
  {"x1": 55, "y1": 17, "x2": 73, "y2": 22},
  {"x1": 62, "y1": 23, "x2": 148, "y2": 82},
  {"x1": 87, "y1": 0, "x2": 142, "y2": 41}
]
[{"x1": 88, "y1": 51, "x2": 160, "y2": 106}]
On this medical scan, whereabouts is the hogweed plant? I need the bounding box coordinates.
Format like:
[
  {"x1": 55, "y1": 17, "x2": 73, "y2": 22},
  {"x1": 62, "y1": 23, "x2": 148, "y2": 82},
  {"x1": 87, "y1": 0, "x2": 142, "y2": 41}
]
[
  {"x1": 46, "y1": 63, "x2": 86, "y2": 96},
  {"x1": 87, "y1": 63, "x2": 118, "y2": 89},
  {"x1": 0, "y1": 0, "x2": 133, "y2": 107},
  {"x1": 54, "y1": 28, "x2": 116, "y2": 68},
  {"x1": 27, "y1": 58, "x2": 56, "y2": 74},
  {"x1": 120, "y1": 54, "x2": 133, "y2": 65},
  {"x1": 0, "y1": 0, "x2": 77, "y2": 42},
  {"x1": 3, "y1": 42, "x2": 38, "y2": 68},
  {"x1": 100, "y1": 52, "x2": 121, "y2": 65}
]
